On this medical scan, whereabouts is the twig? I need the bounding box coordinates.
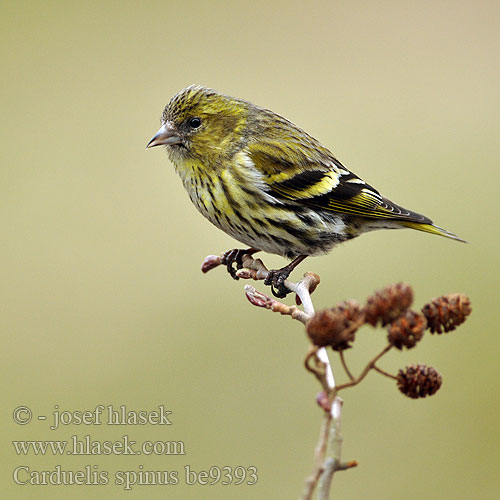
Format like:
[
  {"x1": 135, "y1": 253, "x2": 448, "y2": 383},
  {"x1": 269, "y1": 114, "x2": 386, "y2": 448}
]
[
  {"x1": 339, "y1": 350, "x2": 355, "y2": 381},
  {"x1": 304, "y1": 348, "x2": 329, "y2": 391},
  {"x1": 373, "y1": 364, "x2": 398, "y2": 380},
  {"x1": 244, "y1": 285, "x2": 311, "y2": 324},
  {"x1": 302, "y1": 412, "x2": 331, "y2": 499},
  {"x1": 336, "y1": 345, "x2": 393, "y2": 391}
]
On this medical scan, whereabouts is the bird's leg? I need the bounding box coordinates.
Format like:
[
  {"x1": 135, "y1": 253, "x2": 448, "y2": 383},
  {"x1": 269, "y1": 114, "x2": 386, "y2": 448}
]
[
  {"x1": 221, "y1": 247, "x2": 260, "y2": 280},
  {"x1": 264, "y1": 255, "x2": 308, "y2": 298}
]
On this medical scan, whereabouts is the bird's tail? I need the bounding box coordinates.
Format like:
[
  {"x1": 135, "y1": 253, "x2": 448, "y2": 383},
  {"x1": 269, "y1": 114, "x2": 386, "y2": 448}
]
[{"x1": 401, "y1": 221, "x2": 467, "y2": 243}]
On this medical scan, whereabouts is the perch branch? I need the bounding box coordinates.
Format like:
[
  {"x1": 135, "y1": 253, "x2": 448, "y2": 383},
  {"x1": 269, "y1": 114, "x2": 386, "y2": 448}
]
[{"x1": 202, "y1": 253, "x2": 353, "y2": 499}]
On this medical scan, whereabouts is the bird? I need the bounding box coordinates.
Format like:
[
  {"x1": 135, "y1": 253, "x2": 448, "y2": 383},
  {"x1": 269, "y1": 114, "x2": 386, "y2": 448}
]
[{"x1": 147, "y1": 85, "x2": 464, "y2": 298}]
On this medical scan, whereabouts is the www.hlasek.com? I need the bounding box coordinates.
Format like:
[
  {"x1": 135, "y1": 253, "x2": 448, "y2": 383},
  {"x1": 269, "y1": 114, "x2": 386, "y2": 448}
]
[
  {"x1": 13, "y1": 465, "x2": 258, "y2": 490},
  {"x1": 13, "y1": 434, "x2": 185, "y2": 456}
]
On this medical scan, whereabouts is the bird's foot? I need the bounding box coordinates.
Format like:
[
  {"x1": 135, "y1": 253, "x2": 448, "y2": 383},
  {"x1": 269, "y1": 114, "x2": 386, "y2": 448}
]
[
  {"x1": 221, "y1": 248, "x2": 259, "y2": 280},
  {"x1": 263, "y1": 255, "x2": 308, "y2": 298},
  {"x1": 264, "y1": 268, "x2": 293, "y2": 298}
]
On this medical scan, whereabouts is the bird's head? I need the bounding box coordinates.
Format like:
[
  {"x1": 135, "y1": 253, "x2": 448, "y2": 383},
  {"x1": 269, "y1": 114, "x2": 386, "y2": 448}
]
[{"x1": 147, "y1": 85, "x2": 250, "y2": 165}]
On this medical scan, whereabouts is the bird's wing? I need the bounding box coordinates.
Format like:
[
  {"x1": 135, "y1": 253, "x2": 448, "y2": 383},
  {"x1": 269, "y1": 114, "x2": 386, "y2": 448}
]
[{"x1": 247, "y1": 140, "x2": 431, "y2": 223}]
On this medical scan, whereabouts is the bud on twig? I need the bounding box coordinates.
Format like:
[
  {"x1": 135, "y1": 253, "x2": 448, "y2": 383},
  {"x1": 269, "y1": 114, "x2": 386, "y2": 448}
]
[
  {"x1": 201, "y1": 254, "x2": 222, "y2": 273},
  {"x1": 397, "y1": 364, "x2": 442, "y2": 399},
  {"x1": 387, "y1": 311, "x2": 427, "y2": 350},
  {"x1": 316, "y1": 391, "x2": 332, "y2": 412},
  {"x1": 422, "y1": 293, "x2": 471, "y2": 334},
  {"x1": 364, "y1": 283, "x2": 413, "y2": 326}
]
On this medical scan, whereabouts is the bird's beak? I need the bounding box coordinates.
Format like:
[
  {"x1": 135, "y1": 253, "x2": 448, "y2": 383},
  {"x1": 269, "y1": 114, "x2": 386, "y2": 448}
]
[{"x1": 146, "y1": 122, "x2": 181, "y2": 148}]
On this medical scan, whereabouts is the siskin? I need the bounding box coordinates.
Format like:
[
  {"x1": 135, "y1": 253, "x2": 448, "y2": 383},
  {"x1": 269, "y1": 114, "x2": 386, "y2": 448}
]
[{"x1": 147, "y1": 85, "x2": 464, "y2": 297}]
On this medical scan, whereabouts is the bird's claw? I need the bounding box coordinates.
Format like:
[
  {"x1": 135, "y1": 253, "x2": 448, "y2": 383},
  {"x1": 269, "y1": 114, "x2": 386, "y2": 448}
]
[
  {"x1": 264, "y1": 269, "x2": 292, "y2": 298},
  {"x1": 221, "y1": 248, "x2": 253, "y2": 280},
  {"x1": 221, "y1": 248, "x2": 294, "y2": 298}
]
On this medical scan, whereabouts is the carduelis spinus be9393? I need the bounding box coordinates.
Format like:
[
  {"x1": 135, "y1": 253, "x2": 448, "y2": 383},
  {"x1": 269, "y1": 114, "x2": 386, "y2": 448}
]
[{"x1": 147, "y1": 85, "x2": 464, "y2": 297}]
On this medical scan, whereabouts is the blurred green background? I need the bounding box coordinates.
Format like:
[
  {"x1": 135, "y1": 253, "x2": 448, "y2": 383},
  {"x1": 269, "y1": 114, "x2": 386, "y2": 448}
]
[{"x1": 1, "y1": 1, "x2": 499, "y2": 498}]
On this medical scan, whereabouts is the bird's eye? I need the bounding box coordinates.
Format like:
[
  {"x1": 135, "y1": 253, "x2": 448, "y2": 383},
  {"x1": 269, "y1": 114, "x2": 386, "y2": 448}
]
[{"x1": 189, "y1": 117, "x2": 201, "y2": 129}]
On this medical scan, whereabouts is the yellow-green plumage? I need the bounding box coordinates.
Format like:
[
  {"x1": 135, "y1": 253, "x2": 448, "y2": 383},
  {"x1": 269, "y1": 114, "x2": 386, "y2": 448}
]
[{"x1": 148, "y1": 85, "x2": 464, "y2": 268}]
